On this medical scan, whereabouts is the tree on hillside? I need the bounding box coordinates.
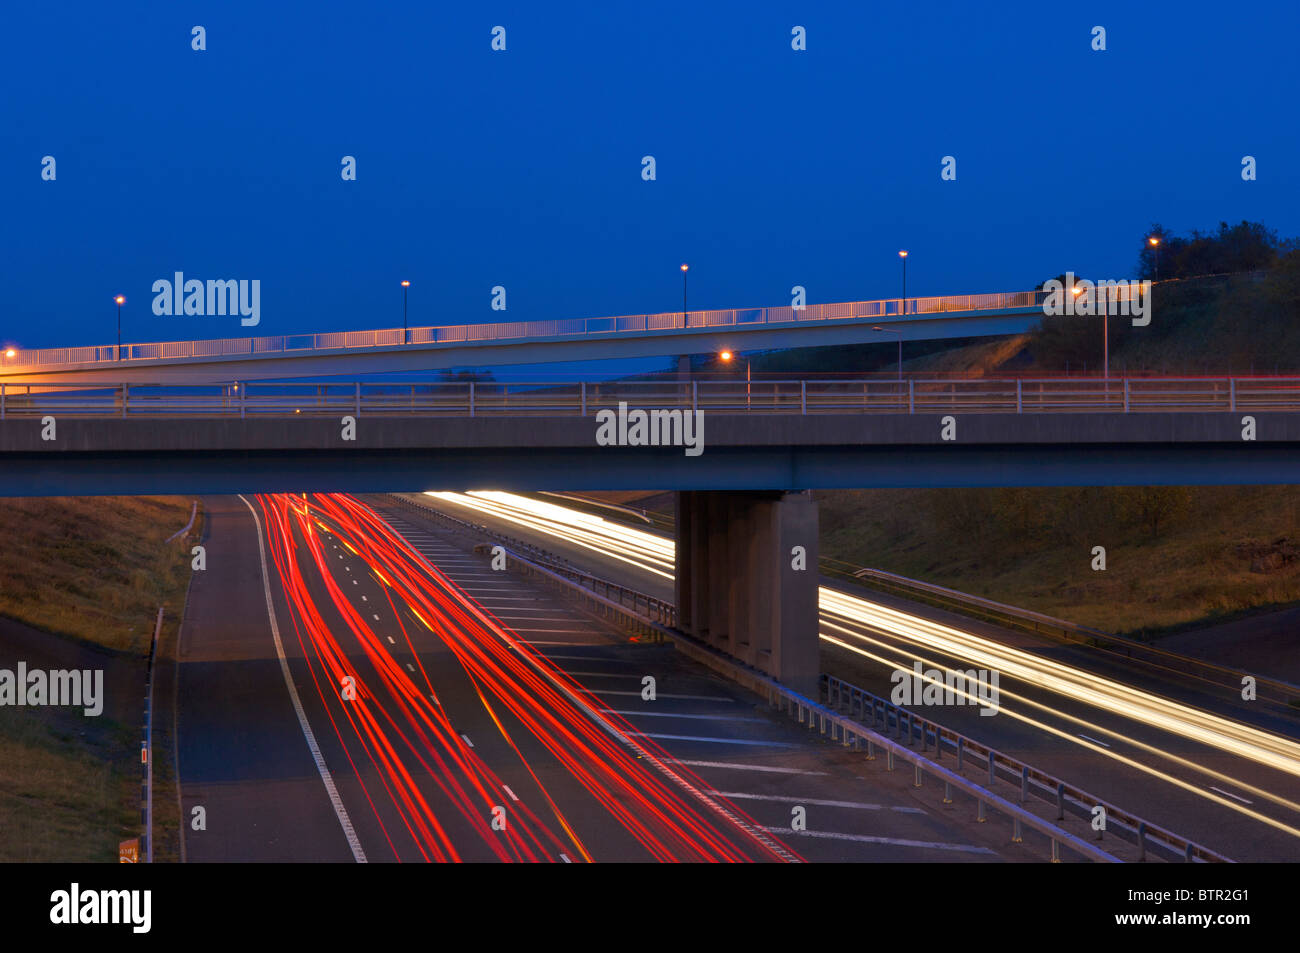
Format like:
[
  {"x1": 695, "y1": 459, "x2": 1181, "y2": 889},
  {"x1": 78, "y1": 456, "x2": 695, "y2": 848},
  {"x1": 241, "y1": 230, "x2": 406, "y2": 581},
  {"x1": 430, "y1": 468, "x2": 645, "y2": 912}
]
[{"x1": 1137, "y1": 221, "x2": 1281, "y2": 281}]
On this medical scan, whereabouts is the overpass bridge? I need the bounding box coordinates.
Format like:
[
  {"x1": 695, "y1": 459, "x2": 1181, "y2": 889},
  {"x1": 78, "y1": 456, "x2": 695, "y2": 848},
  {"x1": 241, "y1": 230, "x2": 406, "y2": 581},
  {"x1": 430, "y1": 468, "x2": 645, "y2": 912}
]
[
  {"x1": 0, "y1": 288, "x2": 1053, "y2": 384},
  {"x1": 8, "y1": 371, "x2": 1295, "y2": 690},
  {"x1": 3, "y1": 373, "x2": 1298, "y2": 495}
]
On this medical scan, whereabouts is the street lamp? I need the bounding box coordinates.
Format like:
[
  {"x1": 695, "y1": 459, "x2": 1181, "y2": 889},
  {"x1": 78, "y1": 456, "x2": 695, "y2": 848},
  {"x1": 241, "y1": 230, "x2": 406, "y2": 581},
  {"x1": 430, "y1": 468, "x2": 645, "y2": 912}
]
[
  {"x1": 873, "y1": 326, "x2": 902, "y2": 381},
  {"x1": 1148, "y1": 235, "x2": 1160, "y2": 281},
  {"x1": 680, "y1": 264, "x2": 689, "y2": 327},
  {"x1": 114, "y1": 295, "x2": 125, "y2": 361},
  {"x1": 400, "y1": 280, "x2": 410, "y2": 343},
  {"x1": 898, "y1": 250, "x2": 908, "y2": 314},
  {"x1": 718, "y1": 350, "x2": 751, "y2": 407}
]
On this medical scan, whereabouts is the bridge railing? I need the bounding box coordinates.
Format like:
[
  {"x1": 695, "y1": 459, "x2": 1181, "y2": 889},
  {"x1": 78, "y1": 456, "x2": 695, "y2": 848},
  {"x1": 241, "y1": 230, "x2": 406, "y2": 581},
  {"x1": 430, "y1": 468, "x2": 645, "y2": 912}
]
[
  {"x1": 0, "y1": 289, "x2": 1052, "y2": 370},
  {"x1": 4, "y1": 375, "x2": 1300, "y2": 417}
]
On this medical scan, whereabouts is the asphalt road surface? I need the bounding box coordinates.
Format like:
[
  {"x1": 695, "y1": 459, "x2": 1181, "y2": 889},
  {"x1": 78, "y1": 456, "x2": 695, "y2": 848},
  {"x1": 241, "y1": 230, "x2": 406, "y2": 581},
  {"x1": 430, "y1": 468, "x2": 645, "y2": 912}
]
[
  {"x1": 393, "y1": 490, "x2": 1300, "y2": 862},
  {"x1": 173, "y1": 494, "x2": 1040, "y2": 862}
]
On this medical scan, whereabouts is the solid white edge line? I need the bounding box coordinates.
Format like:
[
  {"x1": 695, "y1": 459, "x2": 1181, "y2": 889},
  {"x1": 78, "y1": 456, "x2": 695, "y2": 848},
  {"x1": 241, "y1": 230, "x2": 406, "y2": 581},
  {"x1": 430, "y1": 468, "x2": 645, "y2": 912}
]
[{"x1": 239, "y1": 494, "x2": 368, "y2": 863}]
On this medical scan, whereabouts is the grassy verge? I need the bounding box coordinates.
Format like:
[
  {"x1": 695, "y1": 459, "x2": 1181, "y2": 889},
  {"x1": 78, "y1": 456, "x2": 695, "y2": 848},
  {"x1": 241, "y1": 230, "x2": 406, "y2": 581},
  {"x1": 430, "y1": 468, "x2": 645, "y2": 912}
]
[
  {"x1": 816, "y1": 485, "x2": 1300, "y2": 637},
  {"x1": 0, "y1": 496, "x2": 198, "y2": 654},
  {"x1": 0, "y1": 708, "x2": 139, "y2": 861},
  {"x1": 0, "y1": 495, "x2": 199, "y2": 861}
]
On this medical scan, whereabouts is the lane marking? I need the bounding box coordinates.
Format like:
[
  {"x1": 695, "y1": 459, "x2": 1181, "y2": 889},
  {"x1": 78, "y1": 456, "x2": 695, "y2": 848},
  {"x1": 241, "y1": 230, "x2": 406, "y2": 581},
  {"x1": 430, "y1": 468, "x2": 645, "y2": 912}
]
[
  {"x1": 492, "y1": 615, "x2": 576, "y2": 621},
  {"x1": 559, "y1": 853, "x2": 571, "y2": 863},
  {"x1": 1077, "y1": 733, "x2": 1111, "y2": 748},
  {"x1": 387, "y1": 636, "x2": 396, "y2": 644},
  {"x1": 361, "y1": 595, "x2": 368, "y2": 602},
  {"x1": 238, "y1": 494, "x2": 367, "y2": 863},
  {"x1": 511, "y1": 628, "x2": 598, "y2": 635},
  {"x1": 627, "y1": 732, "x2": 797, "y2": 748},
  {"x1": 765, "y1": 828, "x2": 995, "y2": 854},
  {"x1": 520, "y1": 639, "x2": 604, "y2": 647},
  {"x1": 670, "y1": 760, "x2": 827, "y2": 776},
  {"x1": 406, "y1": 663, "x2": 415, "y2": 673},
  {"x1": 716, "y1": 792, "x2": 924, "y2": 813},
  {"x1": 1209, "y1": 786, "x2": 1254, "y2": 805},
  {"x1": 372, "y1": 613, "x2": 380, "y2": 621},
  {"x1": 503, "y1": 784, "x2": 519, "y2": 802},
  {"x1": 578, "y1": 689, "x2": 734, "y2": 702},
  {"x1": 601, "y1": 709, "x2": 766, "y2": 723},
  {"x1": 537, "y1": 653, "x2": 620, "y2": 661},
  {"x1": 461, "y1": 733, "x2": 475, "y2": 748}
]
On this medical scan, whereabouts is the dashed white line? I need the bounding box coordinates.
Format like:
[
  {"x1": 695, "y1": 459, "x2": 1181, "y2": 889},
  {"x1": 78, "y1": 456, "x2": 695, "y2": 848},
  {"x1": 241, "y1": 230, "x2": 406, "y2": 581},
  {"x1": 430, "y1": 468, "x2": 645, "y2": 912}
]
[
  {"x1": 559, "y1": 853, "x2": 571, "y2": 863},
  {"x1": 670, "y1": 760, "x2": 827, "y2": 776},
  {"x1": 601, "y1": 709, "x2": 766, "y2": 723},
  {"x1": 716, "y1": 792, "x2": 924, "y2": 813},
  {"x1": 461, "y1": 734, "x2": 474, "y2": 748},
  {"x1": 502, "y1": 784, "x2": 519, "y2": 802},
  {"x1": 627, "y1": 732, "x2": 796, "y2": 748},
  {"x1": 1077, "y1": 733, "x2": 1111, "y2": 748},
  {"x1": 387, "y1": 636, "x2": 396, "y2": 644},
  {"x1": 1209, "y1": 786, "x2": 1253, "y2": 805},
  {"x1": 372, "y1": 614, "x2": 380, "y2": 621},
  {"x1": 578, "y1": 689, "x2": 734, "y2": 702},
  {"x1": 406, "y1": 663, "x2": 415, "y2": 673},
  {"x1": 765, "y1": 828, "x2": 995, "y2": 854}
]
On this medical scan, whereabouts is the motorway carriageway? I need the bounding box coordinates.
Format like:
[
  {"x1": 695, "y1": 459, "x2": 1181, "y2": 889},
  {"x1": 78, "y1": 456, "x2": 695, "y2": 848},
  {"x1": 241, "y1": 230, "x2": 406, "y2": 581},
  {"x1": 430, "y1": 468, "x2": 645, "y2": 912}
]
[
  {"x1": 405, "y1": 490, "x2": 1300, "y2": 862},
  {"x1": 174, "y1": 493, "x2": 1025, "y2": 862}
]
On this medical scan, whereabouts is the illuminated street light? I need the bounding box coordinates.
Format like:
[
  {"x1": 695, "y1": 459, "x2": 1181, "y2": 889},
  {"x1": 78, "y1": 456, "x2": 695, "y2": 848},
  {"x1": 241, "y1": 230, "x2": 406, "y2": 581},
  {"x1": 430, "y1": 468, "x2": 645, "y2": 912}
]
[
  {"x1": 680, "y1": 264, "x2": 689, "y2": 327},
  {"x1": 898, "y1": 250, "x2": 908, "y2": 314},
  {"x1": 719, "y1": 349, "x2": 733, "y2": 363},
  {"x1": 1149, "y1": 235, "x2": 1161, "y2": 281},
  {"x1": 401, "y1": 279, "x2": 411, "y2": 343},
  {"x1": 114, "y1": 295, "x2": 125, "y2": 361}
]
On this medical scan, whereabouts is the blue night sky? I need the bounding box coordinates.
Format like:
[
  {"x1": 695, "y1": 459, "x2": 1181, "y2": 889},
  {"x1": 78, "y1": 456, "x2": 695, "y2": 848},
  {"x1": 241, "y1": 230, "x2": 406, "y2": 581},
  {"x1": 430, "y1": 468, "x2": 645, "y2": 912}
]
[{"x1": 3, "y1": 1, "x2": 1298, "y2": 353}]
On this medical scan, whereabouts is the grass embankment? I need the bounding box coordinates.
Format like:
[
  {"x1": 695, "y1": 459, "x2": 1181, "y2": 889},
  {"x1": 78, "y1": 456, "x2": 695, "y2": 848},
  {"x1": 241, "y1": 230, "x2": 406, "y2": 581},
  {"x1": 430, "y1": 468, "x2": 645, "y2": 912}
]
[
  {"x1": 0, "y1": 496, "x2": 196, "y2": 653},
  {"x1": 817, "y1": 486, "x2": 1300, "y2": 637},
  {"x1": 597, "y1": 487, "x2": 1300, "y2": 637},
  {"x1": 0, "y1": 496, "x2": 197, "y2": 862},
  {"x1": 0, "y1": 711, "x2": 141, "y2": 861}
]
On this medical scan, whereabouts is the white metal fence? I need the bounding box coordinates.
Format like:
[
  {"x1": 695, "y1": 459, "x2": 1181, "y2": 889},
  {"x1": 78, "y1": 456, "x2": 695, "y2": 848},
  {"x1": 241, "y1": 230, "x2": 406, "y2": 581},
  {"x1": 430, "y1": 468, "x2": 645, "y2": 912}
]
[
  {"x1": 2, "y1": 375, "x2": 1299, "y2": 418},
  {"x1": 0, "y1": 289, "x2": 1050, "y2": 370}
]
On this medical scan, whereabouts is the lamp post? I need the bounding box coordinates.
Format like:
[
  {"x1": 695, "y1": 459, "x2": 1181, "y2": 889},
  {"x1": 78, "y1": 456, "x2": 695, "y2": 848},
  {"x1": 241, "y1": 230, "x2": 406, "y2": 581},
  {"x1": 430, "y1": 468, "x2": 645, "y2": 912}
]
[
  {"x1": 680, "y1": 263, "x2": 689, "y2": 327},
  {"x1": 400, "y1": 280, "x2": 410, "y2": 343},
  {"x1": 898, "y1": 250, "x2": 908, "y2": 314},
  {"x1": 873, "y1": 326, "x2": 902, "y2": 381},
  {"x1": 1148, "y1": 235, "x2": 1160, "y2": 281},
  {"x1": 114, "y1": 295, "x2": 125, "y2": 361}
]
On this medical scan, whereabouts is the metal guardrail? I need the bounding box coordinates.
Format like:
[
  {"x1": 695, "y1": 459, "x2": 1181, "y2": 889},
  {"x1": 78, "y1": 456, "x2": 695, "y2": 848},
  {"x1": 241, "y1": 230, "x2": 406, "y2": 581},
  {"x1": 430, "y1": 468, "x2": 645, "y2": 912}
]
[
  {"x1": 0, "y1": 289, "x2": 1050, "y2": 371},
  {"x1": 5, "y1": 375, "x2": 1300, "y2": 418},
  {"x1": 821, "y1": 675, "x2": 1230, "y2": 863},
  {"x1": 489, "y1": 543, "x2": 1122, "y2": 864},
  {"x1": 385, "y1": 491, "x2": 1236, "y2": 863},
  {"x1": 842, "y1": 566, "x2": 1300, "y2": 712}
]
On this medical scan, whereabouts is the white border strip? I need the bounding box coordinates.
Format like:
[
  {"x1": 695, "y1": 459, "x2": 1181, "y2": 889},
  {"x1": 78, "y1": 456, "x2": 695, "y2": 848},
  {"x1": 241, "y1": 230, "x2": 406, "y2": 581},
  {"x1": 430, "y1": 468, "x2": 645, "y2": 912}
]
[{"x1": 239, "y1": 494, "x2": 367, "y2": 863}]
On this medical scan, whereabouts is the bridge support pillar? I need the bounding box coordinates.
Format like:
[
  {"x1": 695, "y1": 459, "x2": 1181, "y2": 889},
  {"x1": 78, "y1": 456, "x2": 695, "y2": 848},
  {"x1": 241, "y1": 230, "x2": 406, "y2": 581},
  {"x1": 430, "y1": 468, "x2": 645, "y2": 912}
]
[{"x1": 674, "y1": 490, "x2": 819, "y2": 696}]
